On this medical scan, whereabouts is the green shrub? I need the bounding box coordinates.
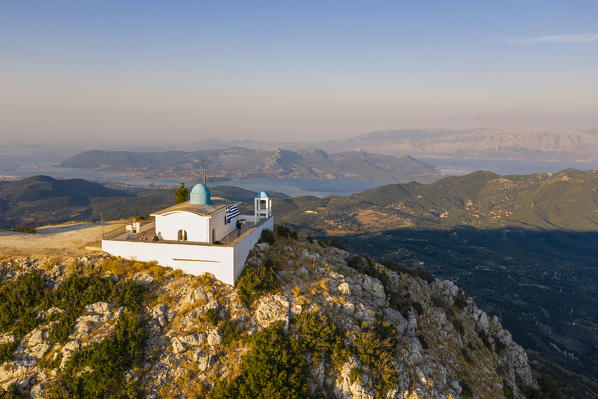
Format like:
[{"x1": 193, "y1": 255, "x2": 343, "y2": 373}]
[
  {"x1": 529, "y1": 373, "x2": 564, "y2": 399},
  {"x1": 460, "y1": 347, "x2": 474, "y2": 364},
  {"x1": 318, "y1": 237, "x2": 345, "y2": 250},
  {"x1": 389, "y1": 291, "x2": 411, "y2": 319},
  {"x1": 0, "y1": 383, "x2": 26, "y2": 399},
  {"x1": 0, "y1": 343, "x2": 17, "y2": 364},
  {"x1": 477, "y1": 329, "x2": 493, "y2": 351},
  {"x1": 411, "y1": 301, "x2": 424, "y2": 315},
  {"x1": 331, "y1": 341, "x2": 351, "y2": 369},
  {"x1": 47, "y1": 312, "x2": 146, "y2": 399},
  {"x1": 347, "y1": 255, "x2": 365, "y2": 270},
  {"x1": 113, "y1": 281, "x2": 145, "y2": 312},
  {"x1": 294, "y1": 312, "x2": 338, "y2": 354},
  {"x1": 417, "y1": 334, "x2": 429, "y2": 350},
  {"x1": 460, "y1": 380, "x2": 474, "y2": 398},
  {"x1": 13, "y1": 225, "x2": 36, "y2": 233},
  {"x1": 454, "y1": 289, "x2": 468, "y2": 310},
  {"x1": 208, "y1": 321, "x2": 308, "y2": 399},
  {"x1": 349, "y1": 368, "x2": 363, "y2": 385},
  {"x1": 379, "y1": 259, "x2": 435, "y2": 284},
  {"x1": 503, "y1": 380, "x2": 515, "y2": 399},
  {"x1": 412, "y1": 267, "x2": 434, "y2": 284},
  {"x1": 452, "y1": 318, "x2": 465, "y2": 335},
  {"x1": 275, "y1": 224, "x2": 296, "y2": 239},
  {"x1": 495, "y1": 363, "x2": 507, "y2": 376},
  {"x1": 259, "y1": 229, "x2": 275, "y2": 245},
  {"x1": 494, "y1": 337, "x2": 507, "y2": 353},
  {"x1": 353, "y1": 327, "x2": 398, "y2": 398},
  {"x1": 0, "y1": 272, "x2": 48, "y2": 362},
  {"x1": 293, "y1": 312, "x2": 349, "y2": 368},
  {"x1": 48, "y1": 274, "x2": 145, "y2": 344},
  {"x1": 236, "y1": 263, "x2": 278, "y2": 307},
  {"x1": 218, "y1": 320, "x2": 242, "y2": 346},
  {"x1": 0, "y1": 272, "x2": 47, "y2": 332},
  {"x1": 205, "y1": 308, "x2": 222, "y2": 325},
  {"x1": 39, "y1": 352, "x2": 63, "y2": 370}
]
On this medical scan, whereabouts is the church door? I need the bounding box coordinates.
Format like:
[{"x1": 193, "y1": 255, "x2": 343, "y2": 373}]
[{"x1": 177, "y1": 229, "x2": 188, "y2": 241}]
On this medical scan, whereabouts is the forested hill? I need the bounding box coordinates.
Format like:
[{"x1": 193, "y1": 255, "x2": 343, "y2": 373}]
[
  {"x1": 0, "y1": 176, "x2": 276, "y2": 229},
  {"x1": 275, "y1": 168, "x2": 598, "y2": 234}
]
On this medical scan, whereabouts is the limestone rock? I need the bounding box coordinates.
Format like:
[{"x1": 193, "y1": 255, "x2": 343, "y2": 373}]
[
  {"x1": 255, "y1": 294, "x2": 290, "y2": 329},
  {"x1": 60, "y1": 340, "x2": 81, "y2": 368},
  {"x1": 0, "y1": 333, "x2": 15, "y2": 345},
  {"x1": 179, "y1": 333, "x2": 205, "y2": 347},
  {"x1": 207, "y1": 329, "x2": 222, "y2": 347},
  {"x1": 255, "y1": 242, "x2": 270, "y2": 251},
  {"x1": 338, "y1": 282, "x2": 351, "y2": 296},
  {"x1": 132, "y1": 271, "x2": 154, "y2": 286},
  {"x1": 171, "y1": 337, "x2": 186, "y2": 354}
]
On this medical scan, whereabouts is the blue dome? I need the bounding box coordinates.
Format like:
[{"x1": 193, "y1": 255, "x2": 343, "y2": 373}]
[
  {"x1": 190, "y1": 183, "x2": 212, "y2": 205},
  {"x1": 256, "y1": 191, "x2": 271, "y2": 199}
]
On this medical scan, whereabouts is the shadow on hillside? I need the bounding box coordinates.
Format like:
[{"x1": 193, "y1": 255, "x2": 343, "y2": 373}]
[{"x1": 335, "y1": 226, "x2": 598, "y2": 397}]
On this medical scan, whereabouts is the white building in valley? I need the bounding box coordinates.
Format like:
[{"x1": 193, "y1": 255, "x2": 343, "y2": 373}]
[{"x1": 102, "y1": 183, "x2": 273, "y2": 285}]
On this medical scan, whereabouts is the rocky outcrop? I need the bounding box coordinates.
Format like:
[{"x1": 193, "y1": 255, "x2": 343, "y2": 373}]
[{"x1": 0, "y1": 241, "x2": 541, "y2": 398}]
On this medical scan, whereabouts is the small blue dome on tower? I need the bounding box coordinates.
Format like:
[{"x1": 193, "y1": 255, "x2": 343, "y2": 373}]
[
  {"x1": 256, "y1": 191, "x2": 271, "y2": 199},
  {"x1": 190, "y1": 183, "x2": 212, "y2": 205}
]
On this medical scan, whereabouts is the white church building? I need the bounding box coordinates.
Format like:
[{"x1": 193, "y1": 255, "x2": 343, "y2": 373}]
[{"x1": 102, "y1": 183, "x2": 273, "y2": 285}]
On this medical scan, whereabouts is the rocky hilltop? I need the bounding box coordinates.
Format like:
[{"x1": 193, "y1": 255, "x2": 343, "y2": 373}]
[{"x1": 0, "y1": 235, "x2": 555, "y2": 398}]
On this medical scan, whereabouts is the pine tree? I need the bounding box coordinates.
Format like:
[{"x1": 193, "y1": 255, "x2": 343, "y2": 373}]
[{"x1": 175, "y1": 183, "x2": 189, "y2": 204}]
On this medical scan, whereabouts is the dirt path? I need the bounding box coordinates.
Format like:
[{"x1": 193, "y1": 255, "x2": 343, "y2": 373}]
[{"x1": 0, "y1": 222, "x2": 126, "y2": 256}]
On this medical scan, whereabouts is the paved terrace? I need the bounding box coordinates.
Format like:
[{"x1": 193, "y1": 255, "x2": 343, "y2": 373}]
[{"x1": 103, "y1": 217, "x2": 270, "y2": 247}]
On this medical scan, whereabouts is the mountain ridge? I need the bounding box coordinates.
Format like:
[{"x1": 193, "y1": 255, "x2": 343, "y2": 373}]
[
  {"x1": 58, "y1": 148, "x2": 442, "y2": 183},
  {"x1": 315, "y1": 127, "x2": 598, "y2": 161}
]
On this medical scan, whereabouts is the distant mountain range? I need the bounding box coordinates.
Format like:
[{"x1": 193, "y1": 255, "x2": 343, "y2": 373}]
[
  {"x1": 59, "y1": 148, "x2": 442, "y2": 182},
  {"x1": 314, "y1": 127, "x2": 598, "y2": 161},
  {"x1": 187, "y1": 127, "x2": 598, "y2": 162}
]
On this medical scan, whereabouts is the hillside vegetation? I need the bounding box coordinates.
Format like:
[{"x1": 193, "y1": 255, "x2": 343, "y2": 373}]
[
  {"x1": 276, "y1": 169, "x2": 598, "y2": 234},
  {"x1": 0, "y1": 177, "x2": 269, "y2": 229},
  {"x1": 276, "y1": 169, "x2": 598, "y2": 397},
  {"x1": 0, "y1": 233, "x2": 559, "y2": 398}
]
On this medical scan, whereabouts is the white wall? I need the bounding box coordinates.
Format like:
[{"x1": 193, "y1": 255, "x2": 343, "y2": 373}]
[
  {"x1": 102, "y1": 239, "x2": 235, "y2": 284},
  {"x1": 208, "y1": 209, "x2": 237, "y2": 243},
  {"x1": 233, "y1": 217, "x2": 274, "y2": 281},
  {"x1": 102, "y1": 216, "x2": 274, "y2": 286},
  {"x1": 154, "y1": 212, "x2": 210, "y2": 242}
]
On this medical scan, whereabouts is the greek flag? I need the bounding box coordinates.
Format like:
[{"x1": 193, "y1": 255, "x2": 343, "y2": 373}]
[{"x1": 225, "y1": 205, "x2": 240, "y2": 223}]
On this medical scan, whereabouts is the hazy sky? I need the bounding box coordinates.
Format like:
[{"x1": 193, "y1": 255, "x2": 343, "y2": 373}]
[{"x1": 1, "y1": 1, "x2": 597, "y2": 144}]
